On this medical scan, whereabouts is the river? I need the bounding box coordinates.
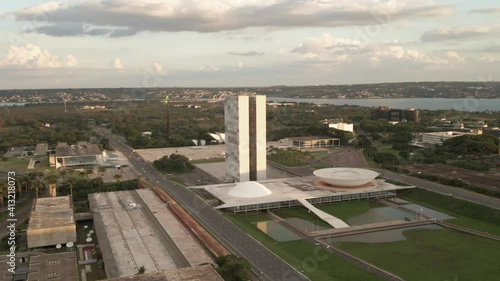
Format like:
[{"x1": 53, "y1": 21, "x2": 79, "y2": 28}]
[{"x1": 267, "y1": 97, "x2": 500, "y2": 112}]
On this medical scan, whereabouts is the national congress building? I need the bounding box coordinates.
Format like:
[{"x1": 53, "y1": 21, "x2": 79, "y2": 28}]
[{"x1": 225, "y1": 94, "x2": 267, "y2": 182}]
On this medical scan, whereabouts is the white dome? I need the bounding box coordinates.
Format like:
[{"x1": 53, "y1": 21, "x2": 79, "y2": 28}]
[
  {"x1": 228, "y1": 181, "x2": 272, "y2": 198},
  {"x1": 313, "y1": 168, "x2": 379, "y2": 187}
]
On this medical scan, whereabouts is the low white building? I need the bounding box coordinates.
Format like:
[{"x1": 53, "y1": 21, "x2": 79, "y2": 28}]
[
  {"x1": 422, "y1": 131, "x2": 467, "y2": 145},
  {"x1": 329, "y1": 122, "x2": 354, "y2": 133}
]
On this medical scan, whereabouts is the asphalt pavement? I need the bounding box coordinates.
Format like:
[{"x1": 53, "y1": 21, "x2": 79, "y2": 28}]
[
  {"x1": 102, "y1": 130, "x2": 309, "y2": 281},
  {"x1": 377, "y1": 169, "x2": 500, "y2": 211}
]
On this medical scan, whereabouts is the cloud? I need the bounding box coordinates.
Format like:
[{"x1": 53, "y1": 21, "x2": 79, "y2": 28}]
[
  {"x1": 469, "y1": 8, "x2": 500, "y2": 15},
  {"x1": 65, "y1": 55, "x2": 78, "y2": 67},
  {"x1": 475, "y1": 54, "x2": 498, "y2": 63},
  {"x1": 288, "y1": 33, "x2": 465, "y2": 68},
  {"x1": 111, "y1": 57, "x2": 124, "y2": 70},
  {"x1": 24, "y1": 23, "x2": 114, "y2": 37},
  {"x1": 421, "y1": 25, "x2": 500, "y2": 42},
  {"x1": 228, "y1": 50, "x2": 264, "y2": 56},
  {"x1": 0, "y1": 43, "x2": 77, "y2": 69},
  {"x1": 152, "y1": 62, "x2": 164, "y2": 73},
  {"x1": 10, "y1": 0, "x2": 455, "y2": 37},
  {"x1": 291, "y1": 33, "x2": 363, "y2": 61},
  {"x1": 199, "y1": 65, "x2": 219, "y2": 72},
  {"x1": 237, "y1": 61, "x2": 244, "y2": 68}
]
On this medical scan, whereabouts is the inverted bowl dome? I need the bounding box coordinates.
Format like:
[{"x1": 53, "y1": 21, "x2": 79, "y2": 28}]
[
  {"x1": 313, "y1": 168, "x2": 379, "y2": 187},
  {"x1": 228, "y1": 181, "x2": 272, "y2": 198}
]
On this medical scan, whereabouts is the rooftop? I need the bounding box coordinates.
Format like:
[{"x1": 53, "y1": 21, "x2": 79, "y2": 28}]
[
  {"x1": 104, "y1": 265, "x2": 223, "y2": 281},
  {"x1": 195, "y1": 175, "x2": 413, "y2": 209},
  {"x1": 28, "y1": 197, "x2": 74, "y2": 230},
  {"x1": 55, "y1": 142, "x2": 101, "y2": 157},
  {"x1": 289, "y1": 136, "x2": 340, "y2": 141}
]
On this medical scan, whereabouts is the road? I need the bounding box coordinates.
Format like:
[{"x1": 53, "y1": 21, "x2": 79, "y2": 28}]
[
  {"x1": 101, "y1": 129, "x2": 309, "y2": 281},
  {"x1": 377, "y1": 169, "x2": 500, "y2": 211}
]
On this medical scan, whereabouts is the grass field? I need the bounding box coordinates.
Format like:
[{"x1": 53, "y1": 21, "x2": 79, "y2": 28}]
[
  {"x1": 191, "y1": 158, "x2": 225, "y2": 164},
  {"x1": 274, "y1": 208, "x2": 331, "y2": 228},
  {"x1": 399, "y1": 189, "x2": 500, "y2": 236},
  {"x1": 372, "y1": 140, "x2": 400, "y2": 156},
  {"x1": 226, "y1": 212, "x2": 383, "y2": 281},
  {"x1": 0, "y1": 156, "x2": 51, "y2": 172},
  {"x1": 274, "y1": 201, "x2": 374, "y2": 226},
  {"x1": 316, "y1": 200, "x2": 373, "y2": 221},
  {"x1": 334, "y1": 228, "x2": 500, "y2": 281}
]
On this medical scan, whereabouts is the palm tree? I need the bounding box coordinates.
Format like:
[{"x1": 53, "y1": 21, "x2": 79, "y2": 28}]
[{"x1": 67, "y1": 177, "x2": 76, "y2": 198}]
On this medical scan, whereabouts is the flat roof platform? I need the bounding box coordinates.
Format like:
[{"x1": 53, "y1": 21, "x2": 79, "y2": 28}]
[
  {"x1": 195, "y1": 176, "x2": 413, "y2": 210},
  {"x1": 89, "y1": 190, "x2": 212, "y2": 278},
  {"x1": 29, "y1": 197, "x2": 75, "y2": 230},
  {"x1": 104, "y1": 265, "x2": 223, "y2": 281}
]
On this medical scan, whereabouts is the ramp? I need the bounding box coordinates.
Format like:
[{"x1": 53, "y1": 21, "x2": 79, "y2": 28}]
[{"x1": 298, "y1": 198, "x2": 349, "y2": 229}]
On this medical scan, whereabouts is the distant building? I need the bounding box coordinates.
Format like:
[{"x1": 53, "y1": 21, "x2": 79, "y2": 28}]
[
  {"x1": 328, "y1": 122, "x2": 354, "y2": 133},
  {"x1": 290, "y1": 136, "x2": 340, "y2": 149},
  {"x1": 422, "y1": 131, "x2": 468, "y2": 145},
  {"x1": 225, "y1": 95, "x2": 267, "y2": 182},
  {"x1": 27, "y1": 196, "x2": 76, "y2": 248},
  {"x1": 208, "y1": 132, "x2": 226, "y2": 144},
  {"x1": 34, "y1": 143, "x2": 48, "y2": 156},
  {"x1": 371, "y1": 106, "x2": 420, "y2": 122},
  {"x1": 52, "y1": 142, "x2": 103, "y2": 169},
  {"x1": 141, "y1": 131, "x2": 152, "y2": 137},
  {"x1": 82, "y1": 105, "x2": 106, "y2": 110}
]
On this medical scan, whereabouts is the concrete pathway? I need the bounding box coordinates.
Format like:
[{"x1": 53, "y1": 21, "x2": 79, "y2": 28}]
[{"x1": 297, "y1": 198, "x2": 349, "y2": 228}]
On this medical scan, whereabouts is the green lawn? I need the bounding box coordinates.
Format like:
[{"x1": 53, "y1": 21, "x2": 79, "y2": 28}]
[
  {"x1": 372, "y1": 140, "x2": 400, "y2": 156},
  {"x1": 0, "y1": 157, "x2": 30, "y2": 170},
  {"x1": 191, "y1": 158, "x2": 225, "y2": 164},
  {"x1": 316, "y1": 200, "x2": 373, "y2": 222},
  {"x1": 334, "y1": 228, "x2": 500, "y2": 281},
  {"x1": 274, "y1": 208, "x2": 331, "y2": 228},
  {"x1": 273, "y1": 201, "x2": 373, "y2": 227},
  {"x1": 0, "y1": 156, "x2": 51, "y2": 172},
  {"x1": 226, "y1": 212, "x2": 383, "y2": 281},
  {"x1": 399, "y1": 189, "x2": 500, "y2": 236}
]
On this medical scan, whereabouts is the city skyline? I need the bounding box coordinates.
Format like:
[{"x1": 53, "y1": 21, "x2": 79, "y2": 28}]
[{"x1": 0, "y1": 1, "x2": 499, "y2": 89}]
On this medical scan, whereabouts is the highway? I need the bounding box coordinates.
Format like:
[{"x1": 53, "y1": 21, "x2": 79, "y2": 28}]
[
  {"x1": 101, "y1": 130, "x2": 309, "y2": 281},
  {"x1": 377, "y1": 169, "x2": 500, "y2": 211}
]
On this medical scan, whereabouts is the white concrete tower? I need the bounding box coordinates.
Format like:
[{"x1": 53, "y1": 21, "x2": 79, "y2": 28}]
[{"x1": 225, "y1": 94, "x2": 267, "y2": 182}]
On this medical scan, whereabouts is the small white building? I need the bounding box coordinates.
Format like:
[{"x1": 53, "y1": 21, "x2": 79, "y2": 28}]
[
  {"x1": 328, "y1": 122, "x2": 354, "y2": 133},
  {"x1": 142, "y1": 131, "x2": 152, "y2": 137}
]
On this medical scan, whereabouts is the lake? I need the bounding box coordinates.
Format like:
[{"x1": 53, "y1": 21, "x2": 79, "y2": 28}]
[{"x1": 268, "y1": 97, "x2": 500, "y2": 112}]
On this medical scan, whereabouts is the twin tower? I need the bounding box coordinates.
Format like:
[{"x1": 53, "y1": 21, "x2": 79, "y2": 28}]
[{"x1": 225, "y1": 95, "x2": 267, "y2": 182}]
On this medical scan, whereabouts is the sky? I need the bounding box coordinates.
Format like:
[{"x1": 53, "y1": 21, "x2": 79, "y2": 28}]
[{"x1": 0, "y1": 0, "x2": 499, "y2": 89}]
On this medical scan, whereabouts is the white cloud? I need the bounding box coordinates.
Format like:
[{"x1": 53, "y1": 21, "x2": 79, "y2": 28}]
[
  {"x1": 475, "y1": 54, "x2": 498, "y2": 63},
  {"x1": 445, "y1": 51, "x2": 465, "y2": 63},
  {"x1": 291, "y1": 33, "x2": 362, "y2": 62},
  {"x1": 152, "y1": 62, "x2": 164, "y2": 73},
  {"x1": 111, "y1": 57, "x2": 124, "y2": 70},
  {"x1": 11, "y1": 0, "x2": 455, "y2": 36},
  {"x1": 65, "y1": 55, "x2": 78, "y2": 67},
  {"x1": 228, "y1": 50, "x2": 265, "y2": 56},
  {"x1": 421, "y1": 25, "x2": 500, "y2": 42},
  {"x1": 0, "y1": 43, "x2": 75, "y2": 69},
  {"x1": 289, "y1": 33, "x2": 465, "y2": 68},
  {"x1": 199, "y1": 65, "x2": 219, "y2": 72},
  {"x1": 237, "y1": 61, "x2": 244, "y2": 68}
]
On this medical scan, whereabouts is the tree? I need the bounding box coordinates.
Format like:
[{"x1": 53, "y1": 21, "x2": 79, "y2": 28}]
[
  {"x1": 153, "y1": 154, "x2": 194, "y2": 173},
  {"x1": 136, "y1": 266, "x2": 145, "y2": 275},
  {"x1": 215, "y1": 255, "x2": 251, "y2": 281}
]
